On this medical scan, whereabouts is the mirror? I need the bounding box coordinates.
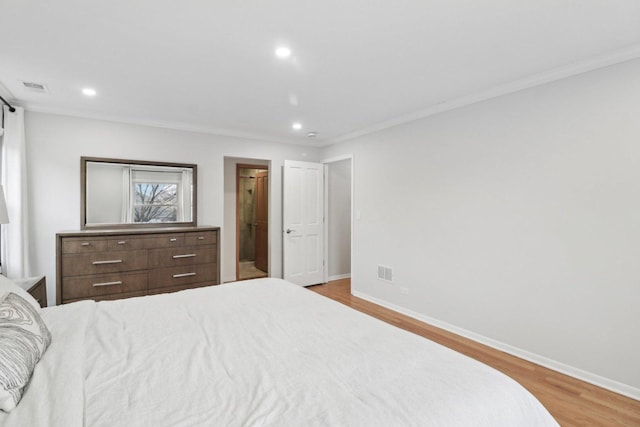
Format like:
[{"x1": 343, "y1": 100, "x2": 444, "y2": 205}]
[{"x1": 81, "y1": 157, "x2": 197, "y2": 229}]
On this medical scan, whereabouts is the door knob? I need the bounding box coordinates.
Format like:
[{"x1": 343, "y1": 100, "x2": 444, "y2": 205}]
[{"x1": 286, "y1": 228, "x2": 295, "y2": 234}]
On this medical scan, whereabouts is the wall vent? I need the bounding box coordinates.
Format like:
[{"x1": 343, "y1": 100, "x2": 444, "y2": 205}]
[
  {"x1": 21, "y1": 81, "x2": 49, "y2": 94},
  {"x1": 377, "y1": 265, "x2": 393, "y2": 282}
]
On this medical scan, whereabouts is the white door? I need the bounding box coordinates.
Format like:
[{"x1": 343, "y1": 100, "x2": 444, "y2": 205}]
[{"x1": 283, "y1": 160, "x2": 324, "y2": 286}]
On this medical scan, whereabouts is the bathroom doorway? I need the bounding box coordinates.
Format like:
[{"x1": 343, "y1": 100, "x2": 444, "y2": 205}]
[{"x1": 236, "y1": 164, "x2": 269, "y2": 280}]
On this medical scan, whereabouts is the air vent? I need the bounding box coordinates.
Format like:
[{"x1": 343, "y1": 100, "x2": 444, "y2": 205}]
[
  {"x1": 377, "y1": 265, "x2": 393, "y2": 282},
  {"x1": 21, "y1": 81, "x2": 49, "y2": 94}
]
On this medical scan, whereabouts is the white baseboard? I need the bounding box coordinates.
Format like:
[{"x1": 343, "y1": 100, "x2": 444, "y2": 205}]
[
  {"x1": 328, "y1": 273, "x2": 351, "y2": 282},
  {"x1": 352, "y1": 290, "x2": 640, "y2": 401}
]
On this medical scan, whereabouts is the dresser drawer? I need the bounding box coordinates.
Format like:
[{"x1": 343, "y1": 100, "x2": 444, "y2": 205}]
[
  {"x1": 148, "y1": 246, "x2": 216, "y2": 268},
  {"x1": 63, "y1": 272, "x2": 148, "y2": 300},
  {"x1": 184, "y1": 231, "x2": 217, "y2": 246},
  {"x1": 146, "y1": 234, "x2": 185, "y2": 248},
  {"x1": 62, "y1": 250, "x2": 148, "y2": 276},
  {"x1": 62, "y1": 238, "x2": 108, "y2": 254},
  {"x1": 107, "y1": 237, "x2": 151, "y2": 251},
  {"x1": 148, "y1": 264, "x2": 217, "y2": 289}
]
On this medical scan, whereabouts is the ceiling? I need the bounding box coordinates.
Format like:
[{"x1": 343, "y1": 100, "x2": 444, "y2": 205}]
[{"x1": 1, "y1": 1, "x2": 640, "y2": 146}]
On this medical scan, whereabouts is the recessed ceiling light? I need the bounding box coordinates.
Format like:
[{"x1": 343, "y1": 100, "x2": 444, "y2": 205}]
[
  {"x1": 275, "y1": 47, "x2": 292, "y2": 59},
  {"x1": 82, "y1": 88, "x2": 97, "y2": 97},
  {"x1": 292, "y1": 122, "x2": 302, "y2": 130}
]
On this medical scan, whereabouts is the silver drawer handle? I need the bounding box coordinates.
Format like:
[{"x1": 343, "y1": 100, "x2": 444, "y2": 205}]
[
  {"x1": 117, "y1": 241, "x2": 127, "y2": 245},
  {"x1": 172, "y1": 253, "x2": 196, "y2": 259},
  {"x1": 173, "y1": 272, "x2": 196, "y2": 278},
  {"x1": 81, "y1": 242, "x2": 91, "y2": 246},
  {"x1": 92, "y1": 281, "x2": 123, "y2": 287},
  {"x1": 92, "y1": 259, "x2": 123, "y2": 265},
  {"x1": 169, "y1": 238, "x2": 178, "y2": 242},
  {"x1": 198, "y1": 236, "x2": 205, "y2": 240}
]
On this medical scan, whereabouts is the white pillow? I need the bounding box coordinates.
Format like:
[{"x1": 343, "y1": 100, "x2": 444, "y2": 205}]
[
  {"x1": 0, "y1": 292, "x2": 52, "y2": 412},
  {"x1": 0, "y1": 275, "x2": 41, "y2": 311}
]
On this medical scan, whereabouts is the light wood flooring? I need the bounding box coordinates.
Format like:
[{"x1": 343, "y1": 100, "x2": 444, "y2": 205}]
[{"x1": 308, "y1": 279, "x2": 640, "y2": 427}]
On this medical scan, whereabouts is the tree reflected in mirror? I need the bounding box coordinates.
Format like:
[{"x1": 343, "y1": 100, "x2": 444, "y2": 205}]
[{"x1": 134, "y1": 183, "x2": 178, "y2": 223}]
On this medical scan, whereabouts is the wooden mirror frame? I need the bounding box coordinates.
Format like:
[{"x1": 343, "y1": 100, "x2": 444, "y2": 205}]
[{"x1": 81, "y1": 156, "x2": 197, "y2": 230}]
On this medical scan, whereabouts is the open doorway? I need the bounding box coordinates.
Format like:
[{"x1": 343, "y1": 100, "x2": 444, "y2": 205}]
[
  {"x1": 324, "y1": 156, "x2": 352, "y2": 282},
  {"x1": 236, "y1": 164, "x2": 269, "y2": 280}
]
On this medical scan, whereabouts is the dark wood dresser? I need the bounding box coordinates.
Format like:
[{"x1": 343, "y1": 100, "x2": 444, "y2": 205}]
[{"x1": 56, "y1": 227, "x2": 220, "y2": 305}]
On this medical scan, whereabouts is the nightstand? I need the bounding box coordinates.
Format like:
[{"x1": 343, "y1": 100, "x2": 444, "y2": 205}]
[{"x1": 15, "y1": 276, "x2": 47, "y2": 308}]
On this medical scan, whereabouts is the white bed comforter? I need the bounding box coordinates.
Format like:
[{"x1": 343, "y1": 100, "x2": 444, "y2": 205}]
[{"x1": 1, "y1": 278, "x2": 558, "y2": 426}]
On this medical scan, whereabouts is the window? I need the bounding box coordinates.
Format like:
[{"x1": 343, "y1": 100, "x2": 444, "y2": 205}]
[
  {"x1": 130, "y1": 168, "x2": 192, "y2": 224},
  {"x1": 133, "y1": 182, "x2": 178, "y2": 223}
]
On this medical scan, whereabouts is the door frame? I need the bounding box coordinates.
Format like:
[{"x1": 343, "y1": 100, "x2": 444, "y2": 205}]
[
  {"x1": 236, "y1": 163, "x2": 269, "y2": 281},
  {"x1": 321, "y1": 154, "x2": 354, "y2": 284}
]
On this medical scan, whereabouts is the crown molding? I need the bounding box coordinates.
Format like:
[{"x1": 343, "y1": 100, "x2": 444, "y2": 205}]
[
  {"x1": 328, "y1": 44, "x2": 640, "y2": 145},
  {"x1": 22, "y1": 104, "x2": 325, "y2": 147}
]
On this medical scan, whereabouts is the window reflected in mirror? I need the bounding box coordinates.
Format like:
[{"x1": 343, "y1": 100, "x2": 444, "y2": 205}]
[
  {"x1": 134, "y1": 183, "x2": 178, "y2": 223},
  {"x1": 82, "y1": 157, "x2": 196, "y2": 229}
]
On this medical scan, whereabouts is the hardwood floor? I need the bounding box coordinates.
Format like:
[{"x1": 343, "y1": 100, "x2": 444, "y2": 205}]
[{"x1": 308, "y1": 279, "x2": 640, "y2": 427}]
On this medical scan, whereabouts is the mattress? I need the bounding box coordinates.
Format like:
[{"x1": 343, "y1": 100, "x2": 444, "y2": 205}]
[{"x1": 1, "y1": 278, "x2": 558, "y2": 426}]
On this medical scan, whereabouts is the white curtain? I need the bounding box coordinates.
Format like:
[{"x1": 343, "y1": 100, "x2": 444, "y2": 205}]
[
  {"x1": 121, "y1": 167, "x2": 132, "y2": 223},
  {"x1": 1, "y1": 105, "x2": 31, "y2": 279},
  {"x1": 179, "y1": 170, "x2": 192, "y2": 222}
]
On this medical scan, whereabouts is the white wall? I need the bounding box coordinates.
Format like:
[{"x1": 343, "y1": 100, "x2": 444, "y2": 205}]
[
  {"x1": 223, "y1": 156, "x2": 269, "y2": 282},
  {"x1": 327, "y1": 159, "x2": 351, "y2": 279},
  {"x1": 320, "y1": 58, "x2": 640, "y2": 395},
  {"x1": 25, "y1": 112, "x2": 320, "y2": 304}
]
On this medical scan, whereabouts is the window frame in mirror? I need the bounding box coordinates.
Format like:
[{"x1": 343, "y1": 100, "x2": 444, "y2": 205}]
[{"x1": 80, "y1": 156, "x2": 198, "y2": 230}]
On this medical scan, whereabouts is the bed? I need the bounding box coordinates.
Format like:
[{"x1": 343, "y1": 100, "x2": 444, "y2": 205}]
[{"x1": 1, "y1": 277, "x2": 558, "y2": 426}]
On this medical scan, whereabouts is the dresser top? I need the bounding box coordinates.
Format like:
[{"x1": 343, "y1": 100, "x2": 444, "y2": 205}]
[{"x1": 57, "y1": 226, "x2": 219, "y2": 238}]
